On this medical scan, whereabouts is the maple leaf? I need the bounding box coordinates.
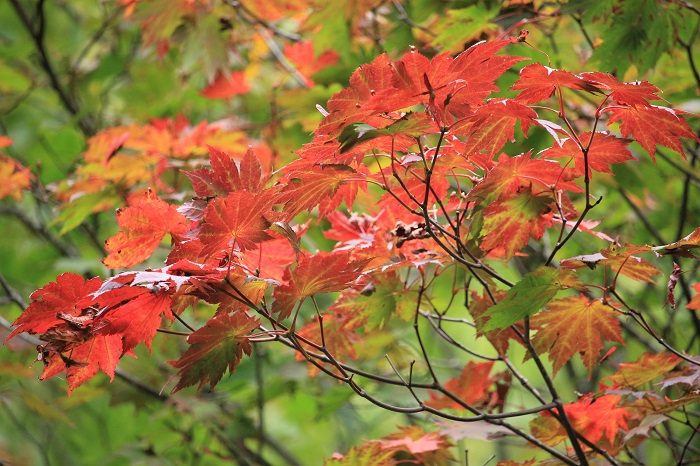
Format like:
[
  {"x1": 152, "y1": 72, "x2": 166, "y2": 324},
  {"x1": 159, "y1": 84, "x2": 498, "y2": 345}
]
[
  {"x1": 468, "y1": 152, "x2": 581, "y2": 205},
  {"x1": 605, "y1": 105, "x2": 700, "y2": 160},
  {"x1": 199, "y1": 71, "x2": 250, "y2": 99},
  {"x1": 283, "y1": 41, "x2": 339, "y2": 87},
  {"x1": 482, "y1": 267, "x2": 584, "y2": 331},
  {"x1": 241, "y1": 231, "x2": 301, "y2": 283},
  {"x1": 565, "y1": 392, "x2": 631, "y2": 445},
  {"x1": 530, "y1": 295, "x2": 624, "y2": 378},
  {"x1": 606, "y1": 352, "x2": 681, "y2": 387},
  {"x1": 272, "y1": 251, "x2": 369, "y2": 319},
  {"x1": 199, "y1": 190, "x2": 275, "y2": 257},
  {"x1": 103, "y1": 189, "x2": 189, "y2": 269},
  {"x1": 686, "y1": 282, "x2": 700, "y2": 311},
  {"x1": 93, "y1": 286, "x2": 174, "y2": 353},
  {"x1": 510, "y1": 63, "x2": 602, "y2": 104},
  {"x1": 337, "y1": 113, "x2": 436, "y2": 154},
  {"x1": 279, "y1": 164, "x2": 364, "y2": 219},
  {"x1": 325, "y1": 443, "x2": 396, "y2": 466},
  {"x1": 541, "y1": 131, "x2": 635, "y2": 175},
  {"x1": 0, "y1": 155, "x2": 34, "y2": 201},
  {"x1": 451, "y1": 99, "x2": 537, "y2": 156},
  {"x1": 50, "y1": 334, "x2": 124, "y2": 395},
  {"x1": 651, "y1": 227, "x2": 700, "y2": 258},
  {"x1": 583, "y1": 72, "x2": 663, "y2": 107},
  {"x1": 296, "y1": 314, "x2": 360, "y2": 376},
  {"x1": 560, "y1": 243, "x2": 660, "y2": 283},
  {"x1": 3, "y1": 273, "x2": 134, "y2": 394},
  {"x1": 469, "y1": 289, "x2": 519, "y2": 355},
  {"x1": 478, "y1": 190, "x2": 554, "y2": 262},
  {"x1": 427, "y1": 361, "x2": 495, "y2": 409},
  {"x1": 6, "y1": 273, "x2": 102, "y2": 342},
  {"x1": 184, "y1": 146, "x2": 266, "y2": 197},
  {"x1": 657, "y1": 356, "x2": 700, "y2": 390},
  {"x1": 169, "y1": 312, "x2": 260, "y2": 392},
  {"x1": 531, "y1": 391, "x2": 631, "y2": 446},
  {"x1": 316, "y1": 53, "x2": 395, "y2": 138},
  {"x1": 380, "y1": 425, "x2": 455, "y2": 464},
  {"x1": 331, "y1": 272, "x2": 417, "y2": 330}
]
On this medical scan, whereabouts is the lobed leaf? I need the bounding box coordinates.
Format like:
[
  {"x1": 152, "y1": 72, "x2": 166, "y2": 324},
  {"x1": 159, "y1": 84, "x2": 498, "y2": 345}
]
[
  {"x1": 103, "y1": 189, "x2": 189, "y2": 269},
  {"x1": 482, "y1": 267, "x2": 584, "y2": 331},
  {"x1": 169, "y1": 312, "x2": 260, "y2": 392},
  {"x1": 530, "y1": 295, "x2": 624, "y2": 378}
]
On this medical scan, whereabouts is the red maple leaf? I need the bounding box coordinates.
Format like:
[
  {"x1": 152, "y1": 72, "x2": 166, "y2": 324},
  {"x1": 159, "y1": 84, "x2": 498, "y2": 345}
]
[
  {"x1": 541, "y1": 131, "x2": 634, "y2": 175},
  {"x1": 199, "y1": 190, "x2": 275, "y2": 257},
  {"x1": 565, "y1": 392, "x2": 632, "y2": 444},
  {"x1": 511, "y1": 63, "x2": 602, "y2": 104},
  {"x1": 468, "y1": 152, "x2": 580, "y2": 205},
  {"x1": 272, "y1": 251, "x2": 369, "y2": 319},
  {"x1": 283, "y1": 41, "x2": 339, "y2": 87},
  {"x1": 376, "y1": 41, "x2": 524, "y2": 125},
  {"x1": 42, "y1": 334, "x2": 124, "y2": 395},
  {"x1": 279, "y1": 164, "x2": 364, "y2": 219},
  {"x1": 93, "y1": 285, "x2": 174, "y2": 353},
  {"x1": 426, "y1": 361, "x2": 495, "y2": 409},
  {"x1": 531, "y1": 391, "x2": 631, "y2": 446},
  {"x1": 169, "y1": 311, "x2": 260, "y2": 392},
  {"x1": 296, "y1": 314, "x2": 360, "y2": 376},
  {"x1": 583, "y1": 72, "x2": 663, "y2": 107},
  {"x1": 317, "y1": 54, "x2": 396, "y2": 138},
  {"x1": 605, "y1": 105, "x2": 700, "y2": 160},
  {"x1": 241, "y1": 231, "x2": 301, "y2": 283},
  {"x1": 184, "y1": 145, "x2": 267, "y2": 198},
  {"x1": 199, "y1": 70, "x2": 250, "y2": 99},
  {"x1": 4, "y1": 273, "x2": 133, "y2": 394},
  {"x1": 103, "y1": 189, "x2": 189, "y2": 269},
  {"x1": 6, "y1": 273, "x2": 102, "y2": 342}
]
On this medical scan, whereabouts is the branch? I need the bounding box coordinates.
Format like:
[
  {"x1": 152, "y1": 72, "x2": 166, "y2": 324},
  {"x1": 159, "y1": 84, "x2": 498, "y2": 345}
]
[
  {"x1": 0, "y1": 204, "x2": 79, "y2": 257},
  {"x1": 8, "y1": 0, "x2": 95, "y2": 136}
]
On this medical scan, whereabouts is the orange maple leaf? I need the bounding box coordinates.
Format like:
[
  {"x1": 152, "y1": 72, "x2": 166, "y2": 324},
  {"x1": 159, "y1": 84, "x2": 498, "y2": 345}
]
[
  {"x1": 530, "y1": 295, "x2": 624, "y2": 378},
  {"x1": 0, "y1": 155, "x2": 33, "y2": 201},
  {"x1": 104, "y1": 190, "x2": 189, "y2": 269},
  {"x1": 478, "y1": 190, "x2": 554, "y2": 262},
  {"x1": 560, "y1": 243, "x2": 661, "y2": 283},
  {"x1": 606, "y1": 352, "x2": 681, "y2": 387},
  {"x1": 199, "y1": 71, "x2": 250, "y2": 99}
]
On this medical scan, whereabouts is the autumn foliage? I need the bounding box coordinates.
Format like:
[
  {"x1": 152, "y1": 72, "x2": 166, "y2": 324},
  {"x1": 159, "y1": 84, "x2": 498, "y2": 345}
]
[{"x1": 2, "y1": 1, "x2": 700, "y2": 465}]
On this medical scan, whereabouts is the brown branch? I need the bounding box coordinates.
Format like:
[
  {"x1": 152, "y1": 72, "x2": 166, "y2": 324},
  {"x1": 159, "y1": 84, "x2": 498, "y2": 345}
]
[{"x1": 8, "y1": 0, "x2": 95, "y2": 136}]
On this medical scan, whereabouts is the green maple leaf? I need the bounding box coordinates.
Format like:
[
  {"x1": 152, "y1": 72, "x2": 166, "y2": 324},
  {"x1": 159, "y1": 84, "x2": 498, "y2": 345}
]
[{"x1": 482, "y1": 266, "x2": 583, "y2": 331}]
